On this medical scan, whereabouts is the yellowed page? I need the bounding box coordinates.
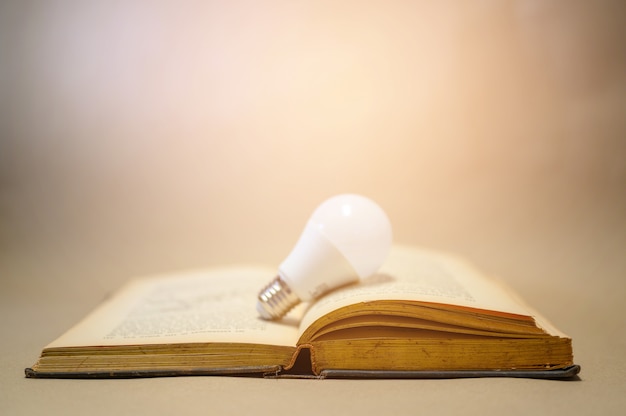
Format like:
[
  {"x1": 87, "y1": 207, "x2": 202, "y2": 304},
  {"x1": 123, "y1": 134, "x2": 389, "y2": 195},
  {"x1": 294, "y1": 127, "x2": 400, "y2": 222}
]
[
  {"x1": 299, "y1": 245, "x2": 535, "y2": 335},
  {"x1": 48, "y1": 267, "x2": 303, "y2": 348}
]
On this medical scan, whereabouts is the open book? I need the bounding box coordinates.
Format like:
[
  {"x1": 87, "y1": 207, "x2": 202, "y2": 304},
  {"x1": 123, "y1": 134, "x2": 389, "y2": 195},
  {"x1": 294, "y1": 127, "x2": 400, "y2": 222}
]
[{"x1": 26, "y1": 246, "x2": 578, "y2": 379}]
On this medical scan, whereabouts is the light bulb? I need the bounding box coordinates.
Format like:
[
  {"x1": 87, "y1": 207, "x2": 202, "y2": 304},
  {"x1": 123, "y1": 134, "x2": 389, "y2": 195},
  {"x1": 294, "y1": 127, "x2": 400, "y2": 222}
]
[{"x1": 257, "y1": 194, "x2": 392, "y2": 320}]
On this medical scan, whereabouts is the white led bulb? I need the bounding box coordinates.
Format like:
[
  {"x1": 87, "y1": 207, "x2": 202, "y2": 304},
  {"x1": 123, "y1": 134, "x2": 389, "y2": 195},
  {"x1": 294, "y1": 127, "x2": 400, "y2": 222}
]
[{"x1": 257, "y1": 194, "x2": 392, "y2": 320}]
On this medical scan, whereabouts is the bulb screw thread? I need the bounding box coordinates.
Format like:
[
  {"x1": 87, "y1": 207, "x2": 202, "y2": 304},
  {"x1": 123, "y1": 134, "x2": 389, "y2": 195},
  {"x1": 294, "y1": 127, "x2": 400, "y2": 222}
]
[{"x1": 257, "y1": 276, "x2": 301, "y2": 320}]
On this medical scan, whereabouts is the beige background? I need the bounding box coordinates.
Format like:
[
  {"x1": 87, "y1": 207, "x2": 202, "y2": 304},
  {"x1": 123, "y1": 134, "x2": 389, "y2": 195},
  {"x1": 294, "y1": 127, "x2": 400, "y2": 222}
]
[{"x1": 1, "y1": 1, "x2": 625, "y2": 414}]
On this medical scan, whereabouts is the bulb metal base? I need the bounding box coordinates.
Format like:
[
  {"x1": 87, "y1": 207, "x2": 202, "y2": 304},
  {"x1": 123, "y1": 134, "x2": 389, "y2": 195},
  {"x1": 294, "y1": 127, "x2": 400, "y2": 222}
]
[{"x1": 257, "y1": 276, "x2": 301, "y2": 320}]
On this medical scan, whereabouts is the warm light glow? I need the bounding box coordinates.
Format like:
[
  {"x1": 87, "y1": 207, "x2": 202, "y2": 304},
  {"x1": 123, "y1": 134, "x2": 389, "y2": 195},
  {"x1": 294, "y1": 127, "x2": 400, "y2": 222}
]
[{"x1": 1, "y1": 1, "x2": 624, "y2": 272}]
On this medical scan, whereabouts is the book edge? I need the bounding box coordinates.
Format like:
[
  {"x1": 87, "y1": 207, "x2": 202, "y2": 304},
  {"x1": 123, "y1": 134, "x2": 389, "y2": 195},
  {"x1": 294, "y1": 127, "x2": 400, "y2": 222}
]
[{"x1": 25, "y1": 364, "x2": 581, "y2": 380}]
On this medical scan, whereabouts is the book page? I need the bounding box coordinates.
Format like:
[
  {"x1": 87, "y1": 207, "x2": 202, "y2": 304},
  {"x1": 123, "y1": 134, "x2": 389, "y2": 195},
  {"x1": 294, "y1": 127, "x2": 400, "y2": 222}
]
[
  {"x1": 47, "y1": 267, "x2": 303, "y2": 348},
  {"x1": 298, "y1": 245, "x2": 534, "y2": 334}
]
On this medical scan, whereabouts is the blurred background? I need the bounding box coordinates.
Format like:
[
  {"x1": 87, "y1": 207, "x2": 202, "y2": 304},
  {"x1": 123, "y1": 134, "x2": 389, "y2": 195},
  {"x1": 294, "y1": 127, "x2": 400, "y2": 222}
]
[{"x1": 1, "y1": 0, "x2": 624, "y2": 322}]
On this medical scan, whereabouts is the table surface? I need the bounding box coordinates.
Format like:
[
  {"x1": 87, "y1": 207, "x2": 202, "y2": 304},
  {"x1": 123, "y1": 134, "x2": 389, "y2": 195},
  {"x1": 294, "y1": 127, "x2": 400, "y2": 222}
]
[{"x1": 2, "y1": 217, "x2": 625, "y2": 416}]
